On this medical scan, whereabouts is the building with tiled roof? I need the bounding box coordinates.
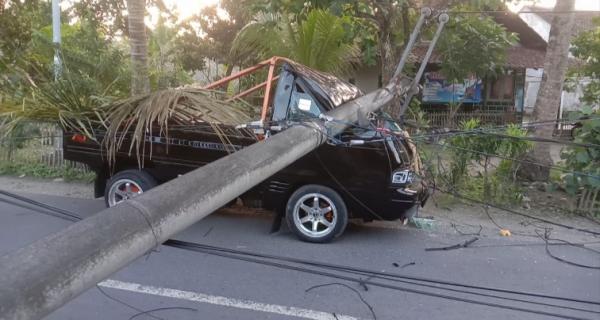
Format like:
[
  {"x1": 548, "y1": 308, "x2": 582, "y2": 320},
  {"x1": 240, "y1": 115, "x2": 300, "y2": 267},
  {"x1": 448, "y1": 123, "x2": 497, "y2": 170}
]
[{"x1": 406, "y1": 10, "x2": 548, "y2": 126}]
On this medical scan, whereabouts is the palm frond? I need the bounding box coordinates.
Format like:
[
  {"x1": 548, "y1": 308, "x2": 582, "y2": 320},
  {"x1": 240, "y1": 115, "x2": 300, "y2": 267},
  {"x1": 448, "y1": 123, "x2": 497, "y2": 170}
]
[
  {"x1": 101, "y1": 87, "x2": 258, "y2": 167},
  {"x1": 0, "y1": 71, "x2": 108, "y2": 139},
  {"x1": 230, "y1": 12, "x2": 284, "y2": 63},
  {"x1": 231, "y1": 9, "x2": 359, "y2": 76}
]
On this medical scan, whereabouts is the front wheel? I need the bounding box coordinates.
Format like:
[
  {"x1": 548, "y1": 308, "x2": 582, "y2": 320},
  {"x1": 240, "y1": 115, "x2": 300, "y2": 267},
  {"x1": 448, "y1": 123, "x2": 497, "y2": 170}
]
[
  {"x1": 285, "y1": 185, "x2": 348, "y2": 243},
  {"x1": 105, "y1": 169, "x2": 157, "y2": 207}
]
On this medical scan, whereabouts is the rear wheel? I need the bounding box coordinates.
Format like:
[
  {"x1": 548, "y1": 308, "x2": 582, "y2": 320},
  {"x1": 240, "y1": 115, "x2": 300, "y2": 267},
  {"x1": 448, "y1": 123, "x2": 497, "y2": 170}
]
[
  {"x1": 105, "y1": 169, "x2": 157, "y2": 207},
  {"x1": 285, "y1": 185, "x2": 348, "y2": 243}
]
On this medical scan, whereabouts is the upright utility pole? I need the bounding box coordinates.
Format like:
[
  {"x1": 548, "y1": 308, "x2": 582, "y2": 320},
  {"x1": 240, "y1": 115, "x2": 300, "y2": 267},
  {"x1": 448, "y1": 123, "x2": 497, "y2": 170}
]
[{"x1": 51, "y1": 0, "x2": 61, "y2": 80}]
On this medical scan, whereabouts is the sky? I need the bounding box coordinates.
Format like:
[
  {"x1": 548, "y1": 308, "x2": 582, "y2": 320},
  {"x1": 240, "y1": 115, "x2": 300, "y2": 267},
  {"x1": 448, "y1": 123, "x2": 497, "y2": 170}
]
[
  {"x1": 147, "y1": 0, "x2": 220, "y2": 25},
  {"x1": 166, "y1": 0, "x2": 219, "y2": 19},
  {"x1": 508, "y1": 0, "x2": 600, "y2": 11}
]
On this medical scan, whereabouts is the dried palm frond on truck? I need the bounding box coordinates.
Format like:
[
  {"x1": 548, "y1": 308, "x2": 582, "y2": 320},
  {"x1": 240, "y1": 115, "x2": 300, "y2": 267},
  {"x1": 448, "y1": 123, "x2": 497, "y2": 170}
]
[{"x1": 101, "y1": 88, "x2": 257, "y2": 166}]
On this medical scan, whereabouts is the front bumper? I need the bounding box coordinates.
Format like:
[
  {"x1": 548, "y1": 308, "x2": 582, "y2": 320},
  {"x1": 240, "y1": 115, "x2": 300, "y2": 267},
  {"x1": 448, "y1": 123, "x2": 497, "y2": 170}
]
[{"x1": 375, "y1": 180, "x2": 429, "y2": 221}]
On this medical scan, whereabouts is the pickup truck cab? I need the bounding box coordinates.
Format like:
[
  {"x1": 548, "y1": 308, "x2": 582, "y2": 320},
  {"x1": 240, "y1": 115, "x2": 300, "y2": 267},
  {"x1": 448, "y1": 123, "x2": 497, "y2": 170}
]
[{"x1": 64, "y1": 58, "x2": 428, "y2": 243}]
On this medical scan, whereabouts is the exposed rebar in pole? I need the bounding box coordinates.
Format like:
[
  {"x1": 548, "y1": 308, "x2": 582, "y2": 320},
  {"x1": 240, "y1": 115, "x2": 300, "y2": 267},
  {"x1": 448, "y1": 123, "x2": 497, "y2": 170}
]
[
  {"x1": 0, "y1": 8, "x2": 440, "y2": 320},
  {"x1": 51, "y1": 0, "x2": 61, "y2": 80}
]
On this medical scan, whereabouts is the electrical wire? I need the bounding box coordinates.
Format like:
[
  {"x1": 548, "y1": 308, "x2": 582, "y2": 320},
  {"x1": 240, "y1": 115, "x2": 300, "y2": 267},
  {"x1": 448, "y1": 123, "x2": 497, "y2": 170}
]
[
  {"x1": 406, "y1": 116, "x2": 600, "y2": 141},
  {"x1": 314, "y1": 152, "x2": 388, "y2": 221},
  {"x1": 95, "y1": 285, "x2": 164, "y2": 320},
  {"x1": 128, "y1": 307, "x2": 197, "y2": 320},
  {"x1": 0, "y1": 191, "x2": 198, "y2": 319},
  {"x1": 3, "y1": 190, "x2": 599, "y2": 308},
  {"x1": 423, "y1": 139, "x2": 600, "y2": 181},
  {"x1": 0, "y1": 189, "x2": 82, "y2": 222},
  {"x1": 164, "y1": 240, "x2": 598, "y2": 320},
  {"x1": 480, "y1": 131, "x2": 600, "y2": 149},
  {"x1": 536, "y1": 229, "x2": 600, "y2": 270},
  {"x1": 433, "y1": 187, "x2": 600, "y2": 236},
  {"x1": 164, "y1": 240, "x2": 600, "y2": 307},
  {"x1": 450, "y1": 10, "x2": 600, "y2": 14},
  {"x1": 305, "y1": 283, "x2": 377, "y2": 320},
  {"x1": 4, "y1": 190, "x2": 600, "y2": 319}
]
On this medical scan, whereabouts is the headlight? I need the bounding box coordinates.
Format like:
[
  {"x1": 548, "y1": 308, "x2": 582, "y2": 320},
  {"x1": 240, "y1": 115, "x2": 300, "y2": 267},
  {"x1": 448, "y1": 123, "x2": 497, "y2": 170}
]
[{"x1": 392, "y1": 170, "x2": 414, "y2": 184}]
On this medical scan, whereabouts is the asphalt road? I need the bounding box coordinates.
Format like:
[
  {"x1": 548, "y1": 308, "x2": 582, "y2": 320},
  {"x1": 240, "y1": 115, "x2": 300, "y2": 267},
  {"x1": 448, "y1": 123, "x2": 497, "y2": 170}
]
[{"x1": 1, "y1": 193, "x2": 599, "y2": 320}]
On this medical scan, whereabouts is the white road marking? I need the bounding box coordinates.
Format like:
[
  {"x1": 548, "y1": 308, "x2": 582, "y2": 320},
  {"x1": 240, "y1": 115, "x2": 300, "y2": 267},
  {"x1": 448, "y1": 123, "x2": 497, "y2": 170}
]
[{"x1": 99, "y1": 279, "x2": 360, "y2": 320}]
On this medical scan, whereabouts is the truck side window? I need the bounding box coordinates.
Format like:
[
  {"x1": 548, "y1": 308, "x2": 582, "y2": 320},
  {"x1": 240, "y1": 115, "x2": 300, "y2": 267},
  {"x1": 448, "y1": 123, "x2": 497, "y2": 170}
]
[
  {"x1": 287, "y1": 84, "x2": 321, "y2": 121},
  {"x1": 271, "y1": 71, "x2": 295, "y2": 122}
]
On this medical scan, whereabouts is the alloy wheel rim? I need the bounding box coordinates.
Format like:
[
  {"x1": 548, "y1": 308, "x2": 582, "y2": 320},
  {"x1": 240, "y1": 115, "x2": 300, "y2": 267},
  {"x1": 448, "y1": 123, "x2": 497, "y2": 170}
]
[
  {"x1": 108, "y1": 179, "x2": 143, "y2": 207},
  {"x1": 293, "y1": 193, "x2": 337, "y2": 238}
]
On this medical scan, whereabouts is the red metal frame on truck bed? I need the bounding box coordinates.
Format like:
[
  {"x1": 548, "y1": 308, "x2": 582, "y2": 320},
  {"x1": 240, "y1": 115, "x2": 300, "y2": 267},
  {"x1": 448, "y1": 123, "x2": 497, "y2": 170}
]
[{"x1": 202, "y1": 56, "x2": 293, "y2": 124}]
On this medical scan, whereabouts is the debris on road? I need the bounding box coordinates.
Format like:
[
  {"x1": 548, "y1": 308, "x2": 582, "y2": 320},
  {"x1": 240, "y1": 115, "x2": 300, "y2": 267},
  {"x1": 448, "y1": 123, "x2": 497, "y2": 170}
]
[
  {"x1": 393, "y1": 261, "x2": 416, "y2": 268},
  {"x1": 410, "y1": 217, "x2": 436, "y2": 230},
  {"x1": 425, "y1": 237, "x2": 479, "y2": 251}
]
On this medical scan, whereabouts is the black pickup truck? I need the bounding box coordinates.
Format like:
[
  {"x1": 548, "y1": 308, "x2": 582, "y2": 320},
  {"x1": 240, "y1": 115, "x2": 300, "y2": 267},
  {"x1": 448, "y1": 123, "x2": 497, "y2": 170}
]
[{"x1": 64, "y1": 60, "x2": 428, "y2": 243}]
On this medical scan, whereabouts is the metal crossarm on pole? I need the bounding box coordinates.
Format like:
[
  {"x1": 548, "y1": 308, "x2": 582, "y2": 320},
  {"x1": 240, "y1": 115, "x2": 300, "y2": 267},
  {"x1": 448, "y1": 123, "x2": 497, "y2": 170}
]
[{"x1": 391, "y1": 7, "x2": 432, "y2": 82}]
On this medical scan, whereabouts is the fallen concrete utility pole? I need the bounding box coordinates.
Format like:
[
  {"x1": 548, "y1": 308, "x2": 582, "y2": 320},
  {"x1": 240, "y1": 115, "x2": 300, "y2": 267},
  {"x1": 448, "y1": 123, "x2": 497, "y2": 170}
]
[
  {"x1": 0, "y1": 86, "x2": 398, "y2": 320},
  {"x1": 0, "y1": 10, "x2": 444, "y2": 320}
]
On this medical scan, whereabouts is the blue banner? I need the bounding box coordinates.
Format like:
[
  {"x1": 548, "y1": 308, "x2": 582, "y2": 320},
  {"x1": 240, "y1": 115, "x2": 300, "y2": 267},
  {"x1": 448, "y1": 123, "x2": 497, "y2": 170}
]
[{"x1": 422, "y1": 72, "x2": 482, "y2": 104}]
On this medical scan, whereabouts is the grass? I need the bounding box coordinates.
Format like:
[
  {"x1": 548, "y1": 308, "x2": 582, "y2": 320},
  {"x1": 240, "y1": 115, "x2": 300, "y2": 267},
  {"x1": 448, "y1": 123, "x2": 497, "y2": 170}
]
[{"x1": 0, "y1": 161, "x2": 95, "y2": 183}]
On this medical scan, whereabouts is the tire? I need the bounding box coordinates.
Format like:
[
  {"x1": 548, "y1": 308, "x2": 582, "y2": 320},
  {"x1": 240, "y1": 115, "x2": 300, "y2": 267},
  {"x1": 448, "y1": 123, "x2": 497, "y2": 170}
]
[
  {"x1": 285, "y1": 184, "x2": 348, "y2": 243},
  {"x1": 104, "y1": 169, "x2": 158, "y2": 207}
]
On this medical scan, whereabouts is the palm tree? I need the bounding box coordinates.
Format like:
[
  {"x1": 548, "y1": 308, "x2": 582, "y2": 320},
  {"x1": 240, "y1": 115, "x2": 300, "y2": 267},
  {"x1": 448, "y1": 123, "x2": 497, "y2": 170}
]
[
  {"x1": 126, "y1": 0, "x2": 150, "y2": 95},
  {"x1": 231, "y1": 9, "x2": 360, "y2": 76}
]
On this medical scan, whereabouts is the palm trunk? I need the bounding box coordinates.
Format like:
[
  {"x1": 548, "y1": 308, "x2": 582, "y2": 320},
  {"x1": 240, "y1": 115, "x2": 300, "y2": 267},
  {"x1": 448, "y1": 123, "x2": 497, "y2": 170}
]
[
  {"x1": 521, "y1": 0, "x2": 575, "y2": 181},
  {"x1": 126, "y1": 0, "x2": 150, "y2": 95}
]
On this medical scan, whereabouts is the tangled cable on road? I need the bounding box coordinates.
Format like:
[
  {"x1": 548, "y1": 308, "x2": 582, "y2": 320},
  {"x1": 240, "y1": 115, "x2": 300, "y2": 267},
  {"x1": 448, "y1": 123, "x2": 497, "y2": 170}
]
[{"x1": 2, "y1": 190, "x2": 600, "y2": 320}]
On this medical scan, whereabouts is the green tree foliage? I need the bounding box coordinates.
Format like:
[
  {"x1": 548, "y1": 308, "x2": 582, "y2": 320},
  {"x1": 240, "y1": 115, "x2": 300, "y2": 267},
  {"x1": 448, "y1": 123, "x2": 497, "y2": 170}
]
[
  {"x1": 67, "y1": 0, "x2": 170, "y2": 37},
  {"x1": 0, "y1": 0, "x2": 51, "y2": 73},
  {"x1": 194, "y1": 0, "x2": 257, "y2": 71},
  {"x1": 343, "y1": 0, "x2": 412, "y2": 82},
  {"x1": 561, "y1": 108, "x2": 600, "y2": 194},
  {"x1": 444, "y1": 119, "x2": 532, "y2": 203},
  {"x1": 250, "y1": 0, "x2": 380, "y2": 67},
  {"x1": 437, "y1": 7, "x2": 518, "y2": 82},
  {"x1": 569, "y1": 18, "x2": 600, "y2": 106},
  {"x1": 232, "y1": 9, "x2": 360, "y2": 75},
  {"x1": 149, "y1": 17, "x2": 193, "y2": 89},
  {"x1": 67, "y1": 0, "x2": 129, "y2": 37},
  {"x1": 0, "y1": 16, "x2": 130, "y2": 136}
]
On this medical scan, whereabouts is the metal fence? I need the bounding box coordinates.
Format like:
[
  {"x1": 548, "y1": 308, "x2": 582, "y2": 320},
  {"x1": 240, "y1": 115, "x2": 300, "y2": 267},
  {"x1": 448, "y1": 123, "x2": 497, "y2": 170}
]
[
  {"x1": 0, "y1": 123, "x2": 89, "y2": 171},
  {"x1": 578, "y1": 188, "x2": 600, "y2": 216},
  {"x1": 424, "y1": 111, "x2": 518, "y2": 129}
]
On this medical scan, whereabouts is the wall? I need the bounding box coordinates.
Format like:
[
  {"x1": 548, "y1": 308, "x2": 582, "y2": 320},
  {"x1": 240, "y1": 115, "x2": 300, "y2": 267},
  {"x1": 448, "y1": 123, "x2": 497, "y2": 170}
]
[{"x1": 524, "y1": 68, "x2": 598, "y2": 116}]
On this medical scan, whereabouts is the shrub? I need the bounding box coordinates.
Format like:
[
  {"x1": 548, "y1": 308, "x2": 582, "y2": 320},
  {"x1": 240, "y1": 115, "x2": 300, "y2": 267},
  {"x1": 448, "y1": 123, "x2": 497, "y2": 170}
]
[
  {"x1": 442, "y1": 120, "x2": 532, "y2": 204},
  {"x1": 561, "y1": 108, "x2": 600, "y2": 194}
]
